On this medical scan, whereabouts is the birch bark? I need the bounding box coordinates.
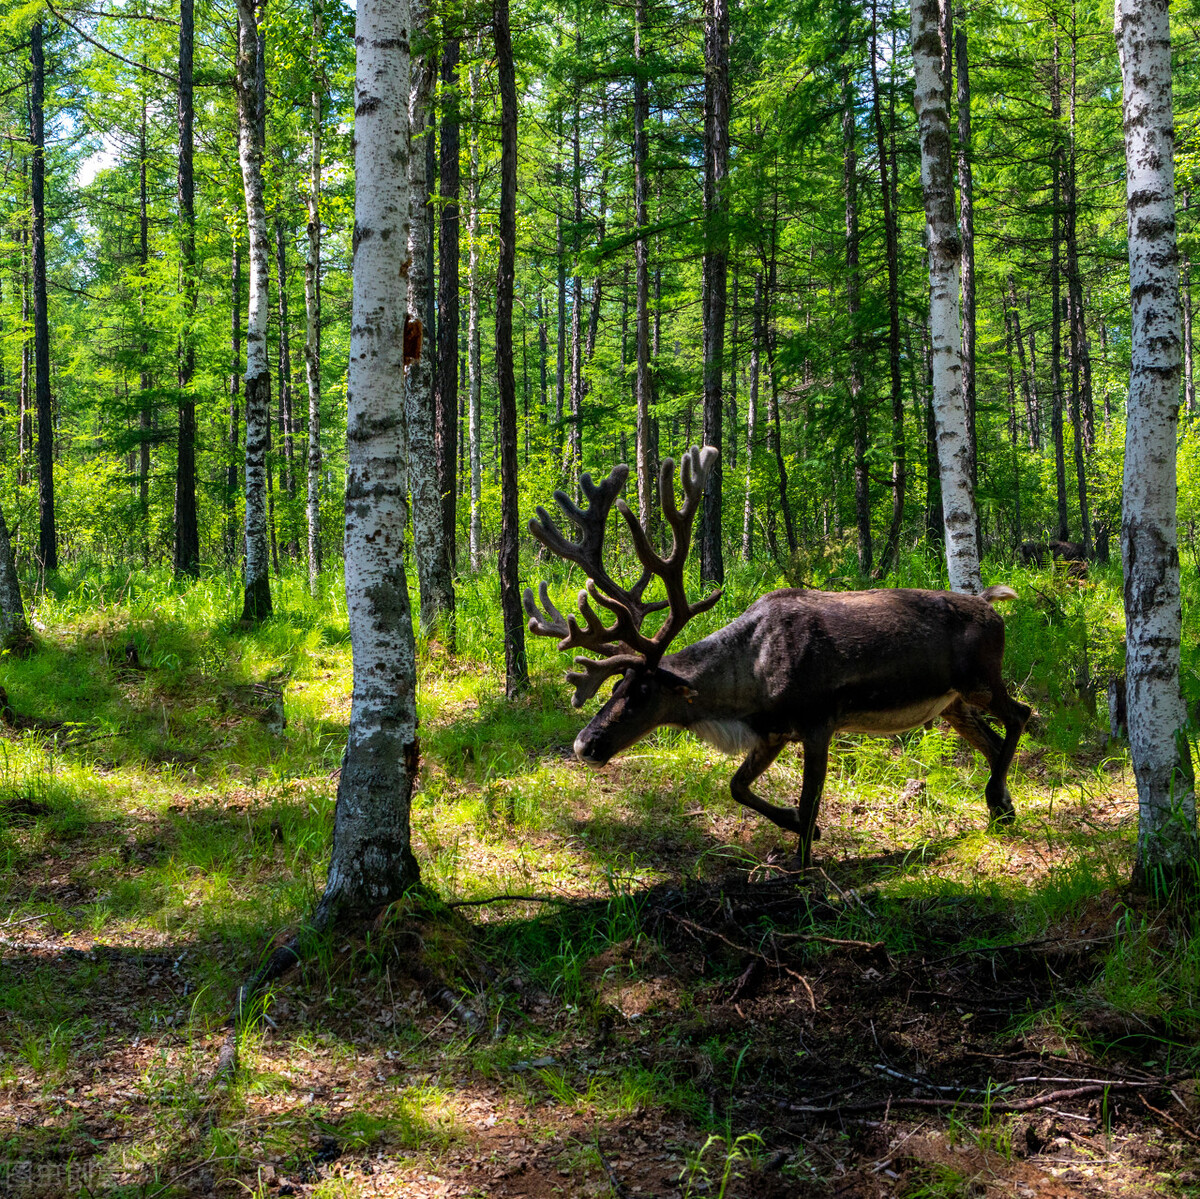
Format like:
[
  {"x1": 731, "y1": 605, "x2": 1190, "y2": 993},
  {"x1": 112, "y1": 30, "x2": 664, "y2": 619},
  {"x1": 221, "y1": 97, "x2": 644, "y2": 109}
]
[
  {"x1": 1115, "y1": 0, "x2": 1197, "y2": 887},
  {"x1": 235, "y1": 0, "x2": 273, "y2": 621},
  {"x1": 910, "y1": 0, "x2": 980, "y2": 594},
  {"x1": 320, "y1": 0, "x2": 420, "y2": 914}
]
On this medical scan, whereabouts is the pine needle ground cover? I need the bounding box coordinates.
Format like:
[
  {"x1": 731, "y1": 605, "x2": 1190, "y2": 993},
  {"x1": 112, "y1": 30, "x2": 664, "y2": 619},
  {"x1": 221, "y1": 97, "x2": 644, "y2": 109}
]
[{"x1": 0, "y1": 562, "x2": 1197, "y2": 1198}]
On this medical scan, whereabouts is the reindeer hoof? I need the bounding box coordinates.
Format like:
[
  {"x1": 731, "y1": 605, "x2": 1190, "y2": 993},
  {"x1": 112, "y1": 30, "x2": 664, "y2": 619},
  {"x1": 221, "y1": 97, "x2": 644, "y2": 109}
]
[{"x1": 988, "y1": 806, "x2": 1016, "y2": 828}]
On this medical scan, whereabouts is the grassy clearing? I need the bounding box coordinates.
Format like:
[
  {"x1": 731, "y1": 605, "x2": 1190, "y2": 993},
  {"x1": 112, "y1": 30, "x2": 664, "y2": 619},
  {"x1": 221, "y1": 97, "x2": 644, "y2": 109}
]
[{"x1": 0, "y1": 557, "x2": 1197, "y2": 1197}]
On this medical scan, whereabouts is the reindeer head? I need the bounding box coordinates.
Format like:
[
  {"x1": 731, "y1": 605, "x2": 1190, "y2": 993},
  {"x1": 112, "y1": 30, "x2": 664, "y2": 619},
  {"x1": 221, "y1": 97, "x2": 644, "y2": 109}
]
[{"x1": 523, "y1": 446, "x2": 721, "y2": 765}]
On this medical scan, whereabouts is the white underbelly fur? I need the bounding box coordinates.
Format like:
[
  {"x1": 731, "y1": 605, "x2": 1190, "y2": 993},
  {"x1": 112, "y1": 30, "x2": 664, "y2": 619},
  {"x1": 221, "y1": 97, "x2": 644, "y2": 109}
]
[
  {"x1": 838, "y1": 693, "x2": 956, "y2": 735},
  {"x1": 687, "y1": 719, "x2": 765, "y2": 755}
]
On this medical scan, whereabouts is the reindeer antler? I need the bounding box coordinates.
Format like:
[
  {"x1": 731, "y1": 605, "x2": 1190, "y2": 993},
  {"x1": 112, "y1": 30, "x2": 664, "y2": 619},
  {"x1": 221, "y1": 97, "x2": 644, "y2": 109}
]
[{"x1": 524, "y1": 446, "x2": 722, "y2": 705}]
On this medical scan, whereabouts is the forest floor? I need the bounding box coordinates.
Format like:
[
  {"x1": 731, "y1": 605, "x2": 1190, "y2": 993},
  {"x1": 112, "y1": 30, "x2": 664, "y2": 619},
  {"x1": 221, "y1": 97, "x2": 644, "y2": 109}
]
[{"x1": 0, "y1": 565, "x2": 1197, "y2": 1199}]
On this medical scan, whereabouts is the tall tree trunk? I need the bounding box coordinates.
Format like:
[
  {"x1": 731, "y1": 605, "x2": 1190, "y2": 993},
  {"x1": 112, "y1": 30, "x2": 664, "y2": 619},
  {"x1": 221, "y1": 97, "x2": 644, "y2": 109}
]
[
  {"x1": 843, "y1": 45, "x2": 871, "y2": 577},
  {"x1": 870, "y1": 0, "x2": 905, "y2": 577},
  {"x1": 1050, "y1": 26, "x2": 1070, "y2": 543},
  {"x1": 436, "y1": 28, "x2": 461, "y2": 613},
  {"x1": 31, "y1": 22, "x2": 55, "y2": 572},
  {"x1": 911, "y1": 0, "x2": 979, "y2": 593},
  {"x1": 227, "y1": 239, "x2": 242, "y2": 565},
  {"x1": 235, "y1": 0, "x2": 273, "y2": 621},
  {"x1": 138, "y1": 81, "x2": 151, "y2": 554},
  {"x1": 567, "y1": 96, "x2": 583, "y2": 480},
  {"x1": 19, "y1": 201, "x2": 30, "y2": 489},
  {"x1": 406, "y1": 36, "x2": 446, "y2": 640},
  {"x1": 1183, "y1": 192, "x2": 1195, "y2": 416},
  {"x1": 467, "y1": 53, "x2": 482, "y2": 571},
  {"x1": 305, "y1": 0, "x2": 324, "y2": 590},
  {"x1": 728, "y1": 268, "x2": 738, "y2": 470},
  {"x1": 275, "y1": 218, "x2": 295, "y2": 505},
  {"x1": 495, "y1": 0, "x2": 527, "y2": 697},
  {"x1": 1003, "y1": 294, "x2": 1023, "y2": 546},
  {"x1": 954, "y1": 6, "x2": 977, "y2": 522},
  {"x1": 1115, "y1": 0, "x2": 1197, "y2": 888},
  {"x1": 742, "y1": 271, "x2": 762, "y2": 561},
  {"x1": 632, "y1": 9, "x2": 655, "y2": 533},
  {"x1": 1065, "y1": 6, "x2": 1091, "y2": 554},
  {"x1": 699, "y1": 0, "x2": 728, "y2": 584},
  {"x1": 174, "y1": 0, "x2": 200, "y2": 577},
  {"x1": 555, "y1": 205, "x2": 566, "y2": 452},
  {"x1": 320, "y1": 0, "x2": 420, "y2": 917}
]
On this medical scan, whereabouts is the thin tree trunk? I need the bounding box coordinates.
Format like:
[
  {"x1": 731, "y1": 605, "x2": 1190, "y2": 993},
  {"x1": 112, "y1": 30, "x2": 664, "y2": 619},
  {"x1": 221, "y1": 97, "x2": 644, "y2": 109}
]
[
  {"x1": 742, "y1": 271, "x2": 762, "y2": 561},
  {"x1": 1050, "y1": 25, "x2": 1069, "y2": 543},
  {"x1": 567, "y1": 96, "x2": 583, "y2": 480},
  {"x1": 227, "y1": 239, "x2": 242, "y2": 566},
  {"x1": 436, "y1": 28, "x2": 461, "y2": 605},
  {"x1": 19, "y1": 203, "x2": 31, "y2": 489},
  {"x1": 954, "y1": 6, "x2": 977, "y2": 519},
  {"x1": 699, "y1": 0, "x2": 729, "y2": 584},
  {"x1": 174, "y1": 0, "x2": 200, "y2": 577},
  {"x1": 911, "y1": 0, "x2": 979, "y2": 593},
  {"x1": 844, "y1": 43, "x2": 870, "y2": 577},
  {"x1": 467, "y1": 52, "x2": 482, "y2": 571},
  {"x1": 406, "y1": 36, "x2": 446, "y2": 639},
  {"x1": 1184, "y1": 192, "x2": 1195, "y2": 416},
  {"x1": 275, "y1": 218, "x2": 295, "y2": 503},
  {"x1": 555, "y1": 207, "x2": 566, "y2": 452},
  {"x1": 495, "y1": 0, "x2": 527, "y2": 696},
  {"x1": 31, "y1": 22, "x2": 55, "y2": 571},
  {"x1": 870, "y1": 0, "x2": 905, "y2": 577},
  {"x1": 1003, "y1": 294, "x2": 1023, "y2": 546},
  {"x1": 728, "y1": 267, "x2": 738, "y2": 471},
  {"x1": 305, "y1": 0, "x2": 324, "y2": 590},
  {"x1": 320, "y1": 0, "x2": 420, "y2": 916},
  {"x1": 634, "y1": 6, "x2": 652, "y2": 532},
  {"x1": 1115, "y1": 0, "x2": 1197, "y2": 887},
  {"x1": 139, "y1": 82, "x2": 151, "y2": 554},
  {"x1": 235, "y1": 0, "x2": 272, "y2": 620}
]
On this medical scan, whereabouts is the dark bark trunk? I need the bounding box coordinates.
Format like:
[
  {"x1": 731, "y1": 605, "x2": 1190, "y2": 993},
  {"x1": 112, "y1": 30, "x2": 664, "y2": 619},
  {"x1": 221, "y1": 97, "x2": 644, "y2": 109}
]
[
  {"x1": 699, "y1": 0, "x2": 729, "y2": 584},
  {"x1": 844, "y1": 45, "x2": 870, "y2": 577},
  {"x1": 437, "y1": 33, "x2": 461, "y2": 591},
  {"x1": 1050, "y1": 26, "x2": 1069, "y2": 543},
  {"x1": 31, "y1": 22, "x2": 55, "y2": 571},
  {"x1": 495, "y1": 0, "x2": 527, "y2": 697},
  {"x1": 870, "y1": 0, "x2": 905, "y2": 577},
  {"x1": 174, "y1": 0, "x2": 200, "y2": 578},
  {"x1": 227, "y1": 240, "x2": 242, "y2": 566}
]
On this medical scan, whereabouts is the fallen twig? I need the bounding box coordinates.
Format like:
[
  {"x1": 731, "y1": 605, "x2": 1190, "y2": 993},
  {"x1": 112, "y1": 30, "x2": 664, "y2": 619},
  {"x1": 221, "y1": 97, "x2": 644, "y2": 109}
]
[
  {"x1": 446, "y1": 893, "x2": 589, "y2": 909},
  {"x1": 784, "y1": 1079, "x2": 1162, "y2": 1117},
  {"x1": 922, "y1": 933, "x2": 1115, "y2": 967},
  {"x1": 1138, "y1": 1094, "x2": 1200, "y2": 1144},
  {"x1": 596, "y1": 1145, "x2": 648, "y2": 1199}
]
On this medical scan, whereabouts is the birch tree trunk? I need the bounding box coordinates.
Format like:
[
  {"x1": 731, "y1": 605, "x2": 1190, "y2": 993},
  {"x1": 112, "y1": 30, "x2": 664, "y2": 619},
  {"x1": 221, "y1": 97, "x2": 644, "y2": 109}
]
[
  {"x1": 0, "y1": 503, "x2": 27, "y2": 644},
  {"x1": 911, "y1": 0, "x2": 980, "y2": 594},
  {"x1": 954, "y1": 7, "x2": 977, "y2": 513},
  {"x1": 227, "y1": 239, "x2": 242, "y2": 566},
  {"x1": 467, "y1": 54, "x2": 482, "y2": 571},
  {"x1": 405, "y1": 28, "x2": 448, "y2": 641},
  {"x1": 305, "y1": 0, "x2": 324, "y2": 591},
  {"x1": 235, "y1": 0, "x2": 273, "y2": 621},
  {"x1": 1115, "y1": 0, "x2": 1198, "y2": 888},
  {"x1": 495, "y1": 0, "x2": 528, "y2": 697},
  {"x1": 319, "y1": 0, "x2": 420, "y2": 916}
]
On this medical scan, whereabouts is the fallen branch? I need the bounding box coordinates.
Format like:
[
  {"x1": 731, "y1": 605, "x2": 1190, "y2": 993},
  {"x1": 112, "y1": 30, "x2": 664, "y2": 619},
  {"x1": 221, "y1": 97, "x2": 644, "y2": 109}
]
[
  {"x1": 1138, "y1": 1095, "x2": 1200, "y2": 1145},
  {"x1": 445, "y1": 893, "x2": 590, "y2": 909},
  {"x1": 597, "y1": 1145, "x2": 648, "y2": 1199},
  {"x1": 783, "y1": 1079, "x2": 1162, "y2": 1117}
]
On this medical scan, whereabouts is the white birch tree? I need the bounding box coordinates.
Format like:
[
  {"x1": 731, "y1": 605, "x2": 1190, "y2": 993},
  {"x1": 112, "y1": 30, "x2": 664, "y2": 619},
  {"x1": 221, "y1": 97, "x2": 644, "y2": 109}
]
[
  {"x1": 235, "y1": 0, "x2": 273, "y2": 621},
  {"x1": 317, "y1": 0, "x2": 421, "y2": 915},
  {"x1": 1115, "y1": 0, "x2": 1198, "y2": 887},
  {"x1": 910, "y1": 0, "x2": 980, "y2": 594}
]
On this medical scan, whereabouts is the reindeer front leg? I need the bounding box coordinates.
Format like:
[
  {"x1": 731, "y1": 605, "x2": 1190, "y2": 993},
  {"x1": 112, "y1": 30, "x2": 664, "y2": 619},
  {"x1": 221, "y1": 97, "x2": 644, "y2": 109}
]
[
  {"x1": 793, "y1": 733, "x2": 831, "y2": 865},
  {"x1": 729, "y1": 739, "x2": 798, "y2": 833}
]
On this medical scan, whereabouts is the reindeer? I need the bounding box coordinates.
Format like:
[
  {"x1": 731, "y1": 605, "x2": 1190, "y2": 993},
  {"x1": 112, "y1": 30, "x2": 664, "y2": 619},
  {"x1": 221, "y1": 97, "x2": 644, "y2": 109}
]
[{"x1": 523, "y1": 446, "x2": 1031, "y2": 865}]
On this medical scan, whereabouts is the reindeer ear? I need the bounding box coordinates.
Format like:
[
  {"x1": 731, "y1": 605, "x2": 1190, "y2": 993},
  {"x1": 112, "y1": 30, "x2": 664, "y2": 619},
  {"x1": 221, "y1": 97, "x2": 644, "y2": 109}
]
[
  {"x1": 672, "y1": 683, "x2": 699, "y2": 702},
  {"x1": 657, "y1": 667, "x2": 697, "y2": 700}
]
